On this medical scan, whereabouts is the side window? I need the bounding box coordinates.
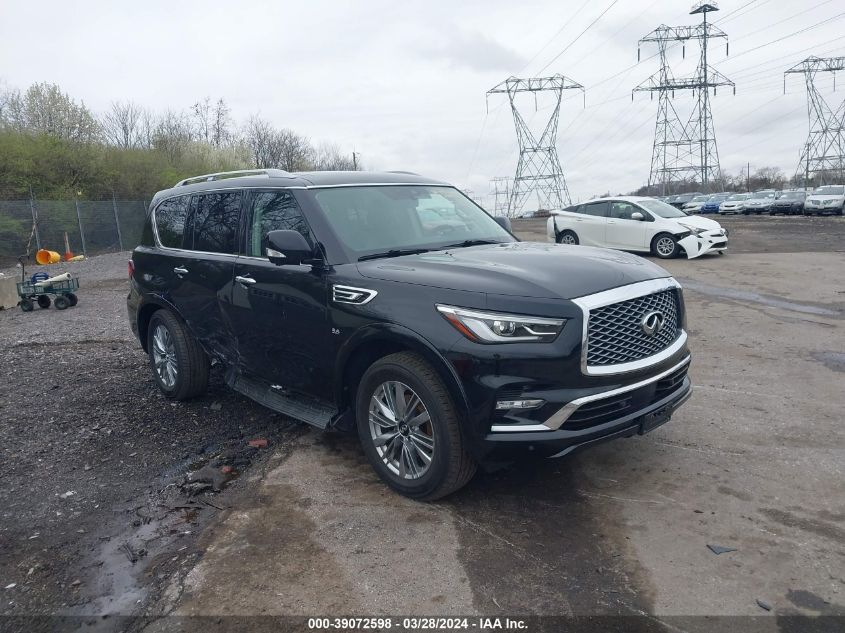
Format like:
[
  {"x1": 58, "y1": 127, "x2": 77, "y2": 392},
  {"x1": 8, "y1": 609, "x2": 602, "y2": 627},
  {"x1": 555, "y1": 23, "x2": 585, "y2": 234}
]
[
  {"x1": 249, "y1": 191, "x2": 312, "y2": 257},
  {"x1": 191, "y1": 192, "x2": 242, "y2": 254},
  {"x1": 566, "y1": 205, "x2": 583, "y2": 214},
  {"x1": 609, "y1": 201, "x2": 638, "y2": 220},
  {"x1": 155, "y1": 196, "x2": 190, "y2": 249},
  {"x1": 584, "y1": 202, "x2": 609, "y2": 217}
]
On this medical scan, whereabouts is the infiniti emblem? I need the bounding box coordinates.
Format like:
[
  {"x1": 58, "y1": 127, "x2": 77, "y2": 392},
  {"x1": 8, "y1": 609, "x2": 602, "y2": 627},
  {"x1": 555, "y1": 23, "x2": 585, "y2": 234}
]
[{"x1": 641, "y1": 311, "x2": 665, "y2": 337}]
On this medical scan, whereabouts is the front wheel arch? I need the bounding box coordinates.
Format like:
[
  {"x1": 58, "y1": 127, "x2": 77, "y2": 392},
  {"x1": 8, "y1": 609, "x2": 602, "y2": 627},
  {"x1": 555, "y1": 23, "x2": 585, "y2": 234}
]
[{"x1": 335, "y1": 326, "x2": 472, "y2": 440}]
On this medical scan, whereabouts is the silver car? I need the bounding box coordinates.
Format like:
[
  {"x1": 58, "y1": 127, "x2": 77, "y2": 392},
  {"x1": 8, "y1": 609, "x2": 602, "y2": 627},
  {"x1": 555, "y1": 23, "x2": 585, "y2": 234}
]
[{"x1": 718, "y1": 193, "x2": 751, "y2": 214}]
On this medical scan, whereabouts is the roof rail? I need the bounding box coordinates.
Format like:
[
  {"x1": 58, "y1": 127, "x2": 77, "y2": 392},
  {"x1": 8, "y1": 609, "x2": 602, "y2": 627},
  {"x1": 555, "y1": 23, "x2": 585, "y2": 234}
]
[{"x1": 174, "y1": 168, "x2": 292, "y2": 187}]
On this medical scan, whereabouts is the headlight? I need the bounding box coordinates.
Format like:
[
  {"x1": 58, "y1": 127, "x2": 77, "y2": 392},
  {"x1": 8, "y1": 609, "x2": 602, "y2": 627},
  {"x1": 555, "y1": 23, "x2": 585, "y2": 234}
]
[
  {"x1": 678, "y1": 224, "x2": 703, "y2": 236},
  {"x1": 436, "y1": 305, "x2": 565, "y2": 343},
  {"x1": 824, "y1": 199, "x2": 837, "y2": 205}
]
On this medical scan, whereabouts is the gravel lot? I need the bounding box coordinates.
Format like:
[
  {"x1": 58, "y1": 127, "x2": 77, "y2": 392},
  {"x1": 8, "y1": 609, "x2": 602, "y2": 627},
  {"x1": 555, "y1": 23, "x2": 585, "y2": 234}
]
[{"x1": 1, "y1": 216, "x2": 843, "y2": 631}]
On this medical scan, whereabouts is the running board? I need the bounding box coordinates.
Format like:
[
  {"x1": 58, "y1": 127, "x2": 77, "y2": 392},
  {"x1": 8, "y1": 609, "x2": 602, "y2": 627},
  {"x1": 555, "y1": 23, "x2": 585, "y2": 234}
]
[{"x1": 227, "y1": 374, "x2": 336, "y2": 430}]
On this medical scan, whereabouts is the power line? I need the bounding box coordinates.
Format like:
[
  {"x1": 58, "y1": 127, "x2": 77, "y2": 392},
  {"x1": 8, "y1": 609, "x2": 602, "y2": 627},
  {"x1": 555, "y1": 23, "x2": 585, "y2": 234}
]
[{"x1": 536, "y1": 0, "x2": 620, "y2": 75}]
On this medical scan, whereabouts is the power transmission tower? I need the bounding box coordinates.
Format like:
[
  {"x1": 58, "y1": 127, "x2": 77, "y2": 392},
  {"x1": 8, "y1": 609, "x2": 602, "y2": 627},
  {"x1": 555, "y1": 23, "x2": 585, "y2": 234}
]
[
  {"x1": 489, "y1": 177, "x2": 512, "y2": 216},
  {"x1": 487, "y1": 75, "x2": 583, "y2": 216},
  {"x1": 784, "y1": 56, "x2": 845, "y2": 187},
  {"x1": 634, "y1": 2, "x2": 734, "y2": 195}
]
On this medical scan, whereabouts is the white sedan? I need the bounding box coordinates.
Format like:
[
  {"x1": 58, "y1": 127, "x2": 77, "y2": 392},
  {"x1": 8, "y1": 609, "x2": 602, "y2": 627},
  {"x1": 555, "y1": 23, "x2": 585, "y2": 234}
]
[{"x1": 546, "y1": 196, "x2": 728, "y2": 259}]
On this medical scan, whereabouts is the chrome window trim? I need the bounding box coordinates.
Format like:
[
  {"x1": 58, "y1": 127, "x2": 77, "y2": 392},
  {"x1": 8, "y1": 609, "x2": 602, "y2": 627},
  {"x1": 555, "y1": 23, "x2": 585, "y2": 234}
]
[
  {"x1": 490, "y1": 354, "x2": 691, "y2": 433},
  {"x1": 572, "y1": 277, "x2": 686, "y2": 376}
]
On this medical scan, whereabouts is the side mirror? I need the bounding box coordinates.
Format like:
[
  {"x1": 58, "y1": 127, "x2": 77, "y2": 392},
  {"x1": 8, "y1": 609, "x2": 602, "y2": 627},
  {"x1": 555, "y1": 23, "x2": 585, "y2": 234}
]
[
  {"x1": 266, "y1": 230, "x2": 314, "y2": 266},
  {"x1": 631, "y1": 212, "x2": 645, "y2": 221},
  {"x1": 493, "y1": 216, "x2": 512, "y2": 232}
]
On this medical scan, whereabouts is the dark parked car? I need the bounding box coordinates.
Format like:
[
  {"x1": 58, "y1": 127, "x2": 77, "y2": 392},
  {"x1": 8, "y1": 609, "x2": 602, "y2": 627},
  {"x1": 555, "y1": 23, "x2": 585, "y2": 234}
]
[
  {"x1": 128, "y1": 169, "x2": 692, "y2": 499},
  {"x1": 770, "y1": 191, "x2": 806, "y2": 215},
  {"x1": 669, "y1": 192, "x2": 703, "y2": 209}
]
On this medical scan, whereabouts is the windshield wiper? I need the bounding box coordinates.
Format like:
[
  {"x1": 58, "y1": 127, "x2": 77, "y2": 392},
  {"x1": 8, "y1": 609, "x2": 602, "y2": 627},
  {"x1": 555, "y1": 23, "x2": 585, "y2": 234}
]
[
  {"x1": 358, "y1": 248, "x2": 431, "y2": 262},
  {"x1": 438, "y1": 239, "x2": 504, "y2": 249}
]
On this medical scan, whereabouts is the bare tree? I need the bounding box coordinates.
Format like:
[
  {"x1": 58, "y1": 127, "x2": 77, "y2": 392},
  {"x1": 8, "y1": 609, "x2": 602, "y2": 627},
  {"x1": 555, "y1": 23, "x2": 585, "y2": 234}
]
[
  {"x1": 276, "y1": 128, "x2": 313, "y2": 171},
  {"x1": 211, "y1": 98, "x2": 232, "y2": 148},
  {"x1": 101, "y1": 100, "x2": 144, "y2": 148},
  {"x1": 153, "y1": 109, "x2": 194, "y2": 161},
  {"x1": 244, "y1": 115, "x2": 280, "y2": 167},
  {"x1": 312, "y1": 142, "x2": 357, "y2": 171},
  {"x1": 192, "y1": 97, "x2": 212, "y2": 144}
]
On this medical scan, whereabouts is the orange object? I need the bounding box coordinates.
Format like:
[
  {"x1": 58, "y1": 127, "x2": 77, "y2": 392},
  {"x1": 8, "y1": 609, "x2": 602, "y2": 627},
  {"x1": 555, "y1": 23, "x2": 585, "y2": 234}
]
[
  {"x1": 35, "y1": 249, "x2": 61, "y2": 265},
  {"x1": 63, "y1": 232, "x2": 74, "y2": 260}
]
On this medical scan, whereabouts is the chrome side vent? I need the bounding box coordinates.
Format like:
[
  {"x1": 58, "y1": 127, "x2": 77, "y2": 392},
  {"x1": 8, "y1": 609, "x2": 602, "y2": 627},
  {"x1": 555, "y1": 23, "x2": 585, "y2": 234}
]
[{"x1": 332, "y1": 285, "x2": 378, "y2": 305}]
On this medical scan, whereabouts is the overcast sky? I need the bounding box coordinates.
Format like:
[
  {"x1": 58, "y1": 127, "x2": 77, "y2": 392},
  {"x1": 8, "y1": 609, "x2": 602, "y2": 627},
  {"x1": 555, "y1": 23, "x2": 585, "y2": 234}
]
[{"x1": 2, "y1": 0, "x2": 844, "y2": 206}]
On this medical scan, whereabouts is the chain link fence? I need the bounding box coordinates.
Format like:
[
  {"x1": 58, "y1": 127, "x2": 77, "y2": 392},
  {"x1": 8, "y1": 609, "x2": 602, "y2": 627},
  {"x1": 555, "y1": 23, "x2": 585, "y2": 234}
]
[{"x1": 0, "y1": 197, "x2": 149, "y2": 266}]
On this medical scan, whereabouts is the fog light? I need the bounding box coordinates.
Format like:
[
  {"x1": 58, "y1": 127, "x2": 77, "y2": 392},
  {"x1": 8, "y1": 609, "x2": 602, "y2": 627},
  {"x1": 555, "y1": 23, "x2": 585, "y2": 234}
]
[{"x1": 496, "y1": 399, "x2": 545, "y2": 410}]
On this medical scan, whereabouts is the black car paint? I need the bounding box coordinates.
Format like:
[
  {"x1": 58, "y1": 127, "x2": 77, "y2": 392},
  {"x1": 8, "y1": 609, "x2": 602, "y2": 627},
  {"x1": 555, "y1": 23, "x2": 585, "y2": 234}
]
[{"x1": 128, "y1": 172, "x2": 691, "y2": 461}]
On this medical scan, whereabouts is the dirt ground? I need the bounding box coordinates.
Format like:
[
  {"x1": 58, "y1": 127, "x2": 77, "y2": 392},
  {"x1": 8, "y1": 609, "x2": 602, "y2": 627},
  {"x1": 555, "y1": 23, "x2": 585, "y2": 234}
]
[{"x1": 1, "y1": 216, "x2": 843, "y2": 632}]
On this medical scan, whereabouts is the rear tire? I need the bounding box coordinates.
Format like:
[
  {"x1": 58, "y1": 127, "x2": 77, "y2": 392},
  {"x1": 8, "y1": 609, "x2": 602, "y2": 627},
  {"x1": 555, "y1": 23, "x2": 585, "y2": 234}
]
[
  {"x1": 20, "y1": 298, "x2": 33, "y2": 312},
  {"x1": 54, "y1": 296, "x2": 69, "y2": 310},
  {"x1": 651, "y1": 233, "x2": 679, "y2": 259},
  {"x1": 37, "y1": 295, "x2": 51, "y2": 309},
  {"x1": 556, "y1": 230, "x2": 579, "y2": 245},
  {"x1": 146, "y1": 310, "x2": 209, "y2": 400},
  {"x1": 67, "y1": 293, "x2": 78, "y2": 307},
  {"x1": 356, "y1": 352, "x2": 477, "y2": 501}
]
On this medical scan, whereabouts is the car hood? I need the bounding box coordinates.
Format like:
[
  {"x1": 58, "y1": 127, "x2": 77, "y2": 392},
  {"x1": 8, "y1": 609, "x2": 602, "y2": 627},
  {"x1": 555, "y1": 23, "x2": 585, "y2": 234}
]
[
  {"x1": 807, "y1": 195, "x2": 844, "y2": 202},
  {"x1": 674, "y1": 216, "x2": 722, "y2": 231},
  {"x1": 355, "y1": 242, "x2": 671, "y2": 300},
  {"x1": 745, "y1": 198, "x2": 771, "y2": 205}
]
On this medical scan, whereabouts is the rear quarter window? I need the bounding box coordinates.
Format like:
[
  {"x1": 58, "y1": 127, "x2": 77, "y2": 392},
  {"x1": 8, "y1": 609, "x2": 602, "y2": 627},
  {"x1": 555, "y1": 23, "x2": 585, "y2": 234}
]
[
  {"x1": 154, "y1": 196, "x2": 190, "y2": 249},
  {"x1": 191, "y1": 192, "x2": 242, "y2": 254}
]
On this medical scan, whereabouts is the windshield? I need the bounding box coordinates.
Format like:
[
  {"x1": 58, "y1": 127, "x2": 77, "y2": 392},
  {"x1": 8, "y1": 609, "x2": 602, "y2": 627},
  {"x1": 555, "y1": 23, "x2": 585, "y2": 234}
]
[
  {"x1": 814, "y1": 186, "x2": 844, "y2": 195},
  {"x1": 709, "y1": 194, "x2": 730, "y2": 201},
  {"x1": 780, "y1": 192, "x2": 804, "y2": 199},
  {"x1": 311, "y1": 185, "x2": 515, "y2": 259},
  {"x1": 690, "y1": 196, "x2": 708, "y2": 203},
  {"x1": 752, "y1": 191, "x2": 776, "y2": 199},
  {"x1": 725, "y1": 194, "x2": 747, "y2": 201},
  {"x1": 638, "y1": 199, "x2": 688, "y2": 218}
]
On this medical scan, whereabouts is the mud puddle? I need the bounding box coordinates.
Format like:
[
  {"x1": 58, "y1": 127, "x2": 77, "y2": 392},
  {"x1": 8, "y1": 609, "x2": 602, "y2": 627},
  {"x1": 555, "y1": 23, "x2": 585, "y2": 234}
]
[{"x1": 678, "y1": 278, "x2": 842, "y2": 317}]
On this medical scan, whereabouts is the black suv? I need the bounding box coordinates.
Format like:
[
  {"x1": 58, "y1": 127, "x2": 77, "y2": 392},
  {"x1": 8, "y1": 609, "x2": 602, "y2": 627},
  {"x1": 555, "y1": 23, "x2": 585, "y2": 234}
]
[{"x1": 128, "y1": 169, "x2": 692, "y2": 499}]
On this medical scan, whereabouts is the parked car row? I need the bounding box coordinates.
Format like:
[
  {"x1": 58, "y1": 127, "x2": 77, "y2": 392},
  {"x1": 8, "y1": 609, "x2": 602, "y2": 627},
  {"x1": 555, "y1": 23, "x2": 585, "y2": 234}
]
[{"x1": 656, "y1": 185, "x2": 845, "y2": 216}]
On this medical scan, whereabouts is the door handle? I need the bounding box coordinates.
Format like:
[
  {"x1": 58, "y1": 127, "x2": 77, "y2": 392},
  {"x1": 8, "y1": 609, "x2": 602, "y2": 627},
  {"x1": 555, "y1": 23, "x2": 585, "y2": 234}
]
[
  {"x1": 235, "y1": 275, "x2": 257, "y2": 286},
  {"x1": 173, "y1": 266, "x2": 188, "y2": 276}
]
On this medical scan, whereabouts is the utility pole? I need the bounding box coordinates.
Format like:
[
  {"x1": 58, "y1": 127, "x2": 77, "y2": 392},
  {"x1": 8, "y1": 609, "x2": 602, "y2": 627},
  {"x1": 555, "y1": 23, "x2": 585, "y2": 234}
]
[
  {"x1": 746, "y1": 162, "x2": 750, "y2": 192},
  {"x1": 487, "y1": 75, "x2": 583, "y2": 217},
  {"x1": 784, "y1": 56, "x2": 845, "y2": 186},
  {"x1": 352, "y1": 151, "x2": 359, "y2": 170},
  {"x1": 634, "y1": 1, "x2": 734, "y2": 195}
]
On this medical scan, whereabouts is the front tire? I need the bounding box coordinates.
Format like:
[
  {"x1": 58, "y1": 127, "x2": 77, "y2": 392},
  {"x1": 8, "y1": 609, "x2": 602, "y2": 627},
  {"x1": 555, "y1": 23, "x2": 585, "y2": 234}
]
[
  {"x1": 652, "y1": 233, "x2": 680, "y2": 259},
  {"x1": 356, "y1": 352, "x2": 476, "y2": 501},
  {"x1": 37, "y1": 295, "x2": 51, "y2": 309},
  {"x1": 147, "y1": 310, "x2": 209, "y2": 400},
  {"x1": 556, "y1": 230, "x2": 579, "y2": 245}
]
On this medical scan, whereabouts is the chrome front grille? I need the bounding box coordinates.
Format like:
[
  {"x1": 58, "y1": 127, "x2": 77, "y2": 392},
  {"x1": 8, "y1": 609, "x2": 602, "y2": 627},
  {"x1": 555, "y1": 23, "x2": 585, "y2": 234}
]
[{"x1": 586, "y1": 289, "x2": 681, "y2": 368}]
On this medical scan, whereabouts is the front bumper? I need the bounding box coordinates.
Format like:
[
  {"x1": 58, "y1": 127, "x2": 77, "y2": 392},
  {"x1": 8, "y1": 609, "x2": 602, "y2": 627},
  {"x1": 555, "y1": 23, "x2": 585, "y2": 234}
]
[
  {"x1": 482, "y1": 357, "x2": 692, "y2": 459},
  {"x1": 678, "y1": 230, "x2": 728, "y2": 258}
]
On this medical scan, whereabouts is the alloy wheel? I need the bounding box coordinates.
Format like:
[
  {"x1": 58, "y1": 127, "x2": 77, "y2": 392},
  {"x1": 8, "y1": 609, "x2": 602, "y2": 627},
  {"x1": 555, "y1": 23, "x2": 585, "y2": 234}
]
[
  {"x1": 559, "y1": 233, "x2": 576, "y2": 244},
  {"x1": 368, "y1": 381, "x2": 435, "y2": 480},
  {"x1": 656, "y1": 237, "x2": 675, "y2": 257},
  {"x1": 152, "y1": 324, "x2": 178, "y2": 389}
]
